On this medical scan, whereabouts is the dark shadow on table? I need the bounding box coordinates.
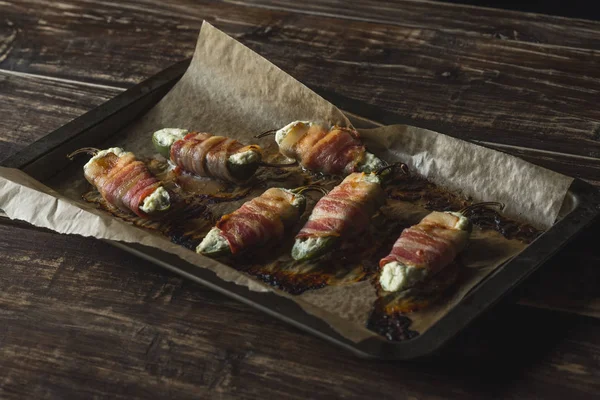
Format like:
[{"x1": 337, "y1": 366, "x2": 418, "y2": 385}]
[{"x1": 438, "y1": 0, "x2": 600, "y2": 21}]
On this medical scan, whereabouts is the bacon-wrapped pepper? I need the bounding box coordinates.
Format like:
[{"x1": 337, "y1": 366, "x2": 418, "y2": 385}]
[
  {"x1": 80, "y1": 147, "x2": 171, "y2": 217},
  {"x1": 197, "y1": 187, "x2": 307, "y2": 257},
  {"x1": 153, "y1": 128, "x2": 263, "y2": 182},
  {"x1": 292, "y1": 172, "x2": 385, "y2": 261},
  {"x1": 274, "y1": 121, "x2": 385, "y2": 176},
  {"x1": 378, "y1": 211, "x2": 471, "y2": 292}
]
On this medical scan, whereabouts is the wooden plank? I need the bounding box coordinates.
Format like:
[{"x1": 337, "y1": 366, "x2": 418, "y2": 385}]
[
  {"x1": 1, "y1": 1, "x2": 600, "y2": 162},
  {"x1": 0, "y1": 0, "x2": 198, "y2": 87},
  {"x1": 233, "y1": 0, "x2": 600, "y2": 50},
  {"x1": 1, "y1": 218, "x2": 599, "y2": 399},
  {"x1": 0, "y1": 71, "x2": 120, "y2": 159}
]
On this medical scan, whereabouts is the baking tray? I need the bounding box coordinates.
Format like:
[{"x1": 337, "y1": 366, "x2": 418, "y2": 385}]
[{"x1": 3, "y1": 59, "x2": 600, "y2": 359}]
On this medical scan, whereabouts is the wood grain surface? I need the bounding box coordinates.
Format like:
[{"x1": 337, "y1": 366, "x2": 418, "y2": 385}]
[{"x1": 1, "y1": 0, "x2": 599, "y2": 398}]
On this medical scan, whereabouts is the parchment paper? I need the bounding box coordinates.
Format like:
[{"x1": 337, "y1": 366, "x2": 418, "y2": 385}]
[{"x1": 0, "y1": 22, "x2": 574, "y2": 343}]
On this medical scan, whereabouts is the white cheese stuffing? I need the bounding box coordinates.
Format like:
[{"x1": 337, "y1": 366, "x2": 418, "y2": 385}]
[
  {"x1": 361, "y1": 172, "x2": 382, "y2": 185},
  {"x1": 196, "y1": 227, "x2": 230, "y2": 254},
  {"x1": 83, "y1": 147, "x2": 126, "y2": 171},
  {"x1": 280, "y1": 188, "x2": 305, "y2": 208},
  {"x1": 139, "y1": 186, "x2": 170, "y2": 214},
  {"x1": 228, "y1": 149, "x2": 261, "y2": 165},
  {"x1": 357, "y1": 152, "x2": 386, "y2": 173},
  {"x1": 275, "y1": 121, "x2": 312, "y2": 145},
  {"x1": 379, "y1": 261, "x2": 428, "y2": 292},
  {"x1": 446, "y1": 211, "x2": 470, "y2": 231},
  {"x1": 153, "y1": 128, "x2": 188, "y2": 148},
  {"x1": 292, "y1": 236, "x2": 329, "y2": 260}
]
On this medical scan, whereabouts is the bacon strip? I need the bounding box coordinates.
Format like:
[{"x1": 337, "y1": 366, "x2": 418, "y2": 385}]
[
  {"x1": 217, "y1": 188, "x2": 303, "y2": 254},
  {"x1": 170, "y1": 132, "x2": 261, "y2": 182},
  {"x1": 281, "y1": 125, "x2": 366, "y2": 175},
  {"x1": 379, "y1": 211, "x2": 469, "y2": 274},
  {"x1": 296, "y1": 173, "x2": 384, "y2": 240},
  {"x1": 84, "y1": 151, "x2": 162, "y2": 217}
]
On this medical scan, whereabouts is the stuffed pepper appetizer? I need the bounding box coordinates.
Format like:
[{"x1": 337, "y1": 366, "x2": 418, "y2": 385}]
[
  {"x1": 69, "y1": 147, "x2": 171, "y2": 217},
  {"x1": 378, "y1": 203, "x2": 502, "y2": 292},
  {"x1": 291, "y1": 171, "x2": 386, "y2": 261},
  {"x1": 263, "y1": 121, "x2": 386, "y2": 176},
  {"x1": 197, "y1": 186, "x2": 322, "y2": 257},
  {"x1": 153, "y1": 128, "x2": 263, "y2": 183}
]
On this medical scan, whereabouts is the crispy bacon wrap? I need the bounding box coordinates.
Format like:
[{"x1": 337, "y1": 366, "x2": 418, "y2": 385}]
[
  {"x1": 279, "y1": 124, "x2": 366, "y2": 176},
  {"x1": 170, "y1": 132, "x2": 261, "y2": 182},
  {"x1": 296, "y1": 173, "x2": 385, "y2": 240},
  {"x1": 216, "y1": 188, "x2": 304, "y2": 254},
  {"x1": 84, "y1": 150, "x2": 164, "y2": 217},
  {"x1": 380, "y1": 212, "x2": 470, "y2": 275}
]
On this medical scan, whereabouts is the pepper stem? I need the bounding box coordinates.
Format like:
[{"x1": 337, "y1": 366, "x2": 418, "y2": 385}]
[
  {"x1": 67, "y1": 147, "x2": 100, "y2": 160},
  {"x1": 375, "y1": 162, "x2": 409, "y2": 176},
  {"x1": 458, "y1": 202, "x2": 505, "y2": 215},
  {"x1": 292, "y1": 185, "x2": 329, "y2": 196},
  {"x1": 254, "y1": 129, "x2": 277, "y2": 138}
]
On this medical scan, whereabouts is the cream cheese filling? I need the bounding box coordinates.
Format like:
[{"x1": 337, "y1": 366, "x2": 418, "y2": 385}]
[
  {"x1": 196, "y1": 227, "x2": 230, "y2": 254},
  {"x1": 292, "y1": 236, "x2": 329, "y2": 260},
  {"x1": 139, "y1": 186, "x2": 170, "y2": 214},
  {"x1": 275, "y1": 121, "x2": 312, "y2": 146},
  {"x1": 379, "y1": 261, "x2": 428, "y2": 292},
  {"x1": 357, "y1": 152, "x2": 386, "y2": 173},
  {"x1": 153, "y1": 128, "x2": 188, "y2": 148},
  {"x1": 446, "y1": 211, "x2": 470, "y2": 231},
  {"x1": 228, "y1": 149, "x2": 261, "y2": 165},
  {"x1": 360, "y1": 171, "x2": 382, "y2": 184},
  {"x1": 83, "y1": 147, "x2": 126, "y2": 171},
  {"x1": 280, "y1": 188, "x2": 305, "y2": 208}
]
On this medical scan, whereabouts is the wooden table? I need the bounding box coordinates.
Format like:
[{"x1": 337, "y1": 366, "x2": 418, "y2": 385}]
[{"x1": 1, "y1": 1, "x2": 599, "y2": 398}]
